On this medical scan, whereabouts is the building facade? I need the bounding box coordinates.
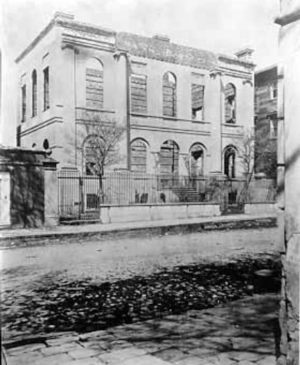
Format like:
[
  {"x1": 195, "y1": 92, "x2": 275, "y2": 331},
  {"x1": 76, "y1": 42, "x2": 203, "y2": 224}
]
[
  {"x1": 16, "y1": 12, "x2": 255, "y2": 178},
  {"x1": 254, "y1": 65, "x2": 278, "y2": 179}
]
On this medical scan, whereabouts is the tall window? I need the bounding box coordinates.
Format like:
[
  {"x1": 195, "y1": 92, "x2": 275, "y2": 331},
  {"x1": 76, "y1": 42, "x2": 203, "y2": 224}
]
[
  {"x1": 163, "y1": 72, "x2": 176, "y2": 117},
  {"x1": 224, "y1": 146, "x2": 236, "y2": 178},
  {"x1": 190, "y1": 143, "x2": 205, "y2": 176},
  {"x1": 32, "y1": 70, "x2": 37, "y2": 117},
  {"x1": 43, "y1": 67, "x2": 49, "y2": 111},
  {"x1": 21, "y1": 85, "x2": 26, "y2": 123},
  {"x1": 191, "y1": 84, "x2": 204, "y2": 121},
  {"x1": 131, "y1": 139, "x2": 147, "y2": 172},
  {"x1": 86, "y1": 58, "x2": 103, "y2": 110},
  {"x1": 160, "y1": 140, "x2": 179, "y2": 174},
  {"x1": 131, "y1": 74, "x2": 147, "y2": 114},
  {"x1": 269, "y1": 82, "x2": 277, "y2": 99},
  {"x1": 84, "y1": 138, "x2": 98, "y2": 176},
  {"x1": 268, "y1": 115, "x2": 278, "y2": 138},
  {"x1": 225, "y1": 83, "x2": 236, "y2": 124}
]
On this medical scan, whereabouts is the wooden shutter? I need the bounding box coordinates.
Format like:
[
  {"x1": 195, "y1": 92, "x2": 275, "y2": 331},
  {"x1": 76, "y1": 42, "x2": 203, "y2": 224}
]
[
  {"x1": 131, "y1": 140, "x2": 147, "y2": 172},
  {"x1": 163, "y1": 75, "x2": 176, "y2": 117},
  {"x1": 192, "y1": 84, "x2": 204, "y2": 110},
  {"x1": 86, "y1": 68, "x2": 103, "y2": 110},
  {"x1": 131, "y1": 75, "x2": 147, "y2": 114}
]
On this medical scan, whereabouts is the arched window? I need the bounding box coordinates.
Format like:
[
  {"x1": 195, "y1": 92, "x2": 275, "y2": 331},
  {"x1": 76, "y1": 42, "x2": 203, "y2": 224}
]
[
  {"x1": 190, "y1": 143, "x2": 205, "y2": 176},
  {"x1": 225, "y1": 83, "x2": 236, "y2": 124},
  {"x1": 160, "y1": 140, "x2": 179, "y2": 174},
  {"x1": 224, "y1": 146, "x2": 236, "y2": 178},
  {"x1": 83, "y1": 136, "x2": 102, "y2": 176},
  {"x1": 163, "y1": 72, "x2": 176, "y2": 117},
  {"x1": 131, "y1": 139, "x2": 147, "y2": 172},
  {"x1": 32, "y1": 70, "x2": 37, "y2": 117},
  {"x1": 86, "y1": 58, "x2": 104, "y2": 110}
]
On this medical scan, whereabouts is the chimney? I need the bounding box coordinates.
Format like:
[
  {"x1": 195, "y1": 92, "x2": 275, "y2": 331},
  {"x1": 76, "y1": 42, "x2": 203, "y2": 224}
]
[
  {"x1": 54, "y1": 12, "x2": 75, "y2": 21},
  {"x1": 235, "y1": 48, "x2": 254, "y2": 63},
  {"x1": 153, "y1": 34, "x2": 170, "y2": 43}
]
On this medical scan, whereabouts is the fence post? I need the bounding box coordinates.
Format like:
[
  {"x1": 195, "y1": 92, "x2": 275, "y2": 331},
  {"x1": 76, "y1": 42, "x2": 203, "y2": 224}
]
[{"x1": 43, "y1": 157, "x2": 59, "y2": 226}]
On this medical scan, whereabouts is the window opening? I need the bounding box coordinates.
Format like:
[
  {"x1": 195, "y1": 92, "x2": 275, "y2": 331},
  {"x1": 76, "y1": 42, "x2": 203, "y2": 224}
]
[
  {"x1": 32, "y1": 70, "x2": 37, "y2": 117},
  {"x1": 131, "y1": 74, "x2": 147, "y2": 114},
  {"x1": 160, "y1": 140, "x2": 179, "y2": 174},
  {"x1": 224, "y1": 147, "x2": 236, "y2": 178},
  {"x1": 43, "y1": 67, "x2": 49, "y2": 110},
  {"x1": 86, "y1": 58, "x2": 103, "y2": 110},
  {"x1": 21, "y1": 85, "x2": 26, "y2": 122},
  {"x1": 225, "y1": 83, "x2": 236, "y2": 124},
  {"x1": 163, "y1": 72, "x2": 176, "y2": 117},
  {"x1": 131, "y1": 139, "x2": 147, "y2": 172}
]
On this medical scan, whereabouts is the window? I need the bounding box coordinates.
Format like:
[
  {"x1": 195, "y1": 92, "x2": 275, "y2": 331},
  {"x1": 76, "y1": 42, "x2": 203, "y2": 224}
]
[
  {"x1": 32, "y1": 70, "x2": 37, "y2": 117},
  {"x1": 268, "y1": 116, "x2": 278, "y2": 138},
  {"x1": 163, "y1": 72, "x2": 176, "y2": 117},
  {"x1": 269, "y1": 83, "x2": 277, "y2": 100},
  {"x1": 131, "y1": 139, "x2": 147, "y2": 172},
  {"x1": 43, "y1": 139, "x2": 49, "y2": 150},
  {"x1": 160, "y1": 140, "x2": 179, "y2": 174},
  {"x1": 43, "y1": 67, "x2": 49, "y2": 111},
  {"x1": 192, "y1": 84, "x2": 204, "y2": 121},
  {"x1": 131, "y1": 74, "x2": 147, "y2": 114},
  {"x1": 224, "y1": 146, "x2": 236, "y2": 178},
  {"x1": 21, "y1": 85, "x2": 26, "y2": 123},
  {"x1": 225, "y1": 83, "x2": 236, "y2": 124},
  {"x1": 86, "y1": 58, "x2": 103, "y2": 110},
  {"x1": 84, "y1": 139, "x2": 98, "y2": 176},
  {"x1": 190, "y1": 143, "x2": 205, "y2": 176}
]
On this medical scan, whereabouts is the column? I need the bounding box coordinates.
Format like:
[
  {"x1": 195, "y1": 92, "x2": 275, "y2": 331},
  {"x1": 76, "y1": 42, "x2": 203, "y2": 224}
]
[
  {"x1": 43, "y1": 157, "x2": 59, "y2": 226},
  {"x1": 208, "y1": 69, "x2": 223, "y2": 175}
]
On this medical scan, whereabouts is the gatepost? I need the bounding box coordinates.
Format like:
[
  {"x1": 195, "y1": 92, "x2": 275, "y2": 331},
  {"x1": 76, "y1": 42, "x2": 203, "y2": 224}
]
[{"x1": 43, "y1": 156, "x2": 59, "y2": 226}]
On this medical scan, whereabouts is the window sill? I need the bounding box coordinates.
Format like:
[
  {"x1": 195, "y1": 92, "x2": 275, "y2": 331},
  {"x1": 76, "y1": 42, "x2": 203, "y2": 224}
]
[
  {"x1": 163, "y1": 115, "x2": 178, "y2": 121},
  {"x1": 131, "y1": 113, "x2": 210, "y2": 124},
  {"x1": 222, "y1": 123, "x2": 242, "y2": 128}
]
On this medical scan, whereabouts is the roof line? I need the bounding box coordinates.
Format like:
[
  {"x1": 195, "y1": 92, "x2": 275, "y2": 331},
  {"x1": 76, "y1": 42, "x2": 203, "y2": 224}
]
[{"x1": 255, "y1": 64, "x2": 277, "y2": 74}]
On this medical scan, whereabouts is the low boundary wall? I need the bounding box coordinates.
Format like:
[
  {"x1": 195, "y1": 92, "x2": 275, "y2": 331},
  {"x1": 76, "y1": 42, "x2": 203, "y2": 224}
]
[
  {"x1": 244, "y1": 202, "x2": 278, "y2": 215},
  {"x1": 100, "y1": 203, "x2": 221, "y2": 224}
]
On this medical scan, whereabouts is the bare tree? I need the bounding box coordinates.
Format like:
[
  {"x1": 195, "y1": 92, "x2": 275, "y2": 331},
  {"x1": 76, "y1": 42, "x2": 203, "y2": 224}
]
[
  {"x1": 81, "y1": 116, "x2": 126, "y2": 202},
  {"x1": 237, "y1": 128, "x2": 274, "y2": 202}
]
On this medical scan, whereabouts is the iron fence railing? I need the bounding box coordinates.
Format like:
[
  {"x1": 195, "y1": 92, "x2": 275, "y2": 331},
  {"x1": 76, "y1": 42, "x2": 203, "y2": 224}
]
[{"x1": 58, "y1": 171, "x2": 276, "y2": 219}]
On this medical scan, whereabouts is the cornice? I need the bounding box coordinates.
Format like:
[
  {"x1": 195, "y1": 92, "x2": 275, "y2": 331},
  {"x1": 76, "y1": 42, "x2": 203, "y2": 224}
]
[
  {"x1": 15, "y1": 17, "x2": 116, "y2": 64},
  {"x1": 218, "y1": 54, "x2": 255, "y2": 69},
  {"x1": 209, "y1": 68, "x2": 224, "y2": 78},
  {"x1": 20, "y1": 117, "x2": 63, "y2": 137},
  {"x1": 275, "y1": 6, "x2": 300, "y2": 26}
]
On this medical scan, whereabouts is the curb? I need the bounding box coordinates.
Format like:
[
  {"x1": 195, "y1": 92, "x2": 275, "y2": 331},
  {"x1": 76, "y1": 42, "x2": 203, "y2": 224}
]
[{"x1": 0, "y1": 216, "x2": 277, "y2": 249}]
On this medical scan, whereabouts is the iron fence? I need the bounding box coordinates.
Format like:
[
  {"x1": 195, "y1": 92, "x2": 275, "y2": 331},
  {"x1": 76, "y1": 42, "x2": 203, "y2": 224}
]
[{"x1": 58, "y1": 170, "x2": 276, "y2": 219}]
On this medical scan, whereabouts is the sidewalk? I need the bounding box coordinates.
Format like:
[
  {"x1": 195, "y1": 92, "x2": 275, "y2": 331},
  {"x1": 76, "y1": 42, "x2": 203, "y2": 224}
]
[
  {"x1": 0, "y1": 213, "x2": 277, "y2": 248},
  {"x1": 3, "y1": 293, "x2": 279, "y2": 365}
]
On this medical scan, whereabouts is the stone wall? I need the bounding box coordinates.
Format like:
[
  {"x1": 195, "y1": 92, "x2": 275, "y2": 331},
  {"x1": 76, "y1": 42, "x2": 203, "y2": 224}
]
[{"x1": 0, "y1": 147, "x2": 58, "y2": 228}]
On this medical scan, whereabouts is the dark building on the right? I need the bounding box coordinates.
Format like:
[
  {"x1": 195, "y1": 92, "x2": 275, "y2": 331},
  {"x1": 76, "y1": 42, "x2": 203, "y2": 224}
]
[{"x1": 254, "y1": 65, "x2": 278, "y2": 180}]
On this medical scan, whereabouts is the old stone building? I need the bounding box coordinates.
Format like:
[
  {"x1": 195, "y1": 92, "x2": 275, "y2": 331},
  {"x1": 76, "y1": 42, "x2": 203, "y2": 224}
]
[
  {"x1": 16, "y1": 12, "x2": 255, "y2": 178},
  {"x1": 254, "y1": 65, "x2": 278, "y2": 179}
]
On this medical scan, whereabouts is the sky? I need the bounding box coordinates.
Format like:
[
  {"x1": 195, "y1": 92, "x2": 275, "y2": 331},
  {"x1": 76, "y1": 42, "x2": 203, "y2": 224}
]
[{"x1": 0, "y1": 0, "x2": 280, "y2": 146}]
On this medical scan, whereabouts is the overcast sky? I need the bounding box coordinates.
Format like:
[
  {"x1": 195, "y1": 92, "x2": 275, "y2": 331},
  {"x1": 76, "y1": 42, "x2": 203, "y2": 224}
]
[{"x1": 0, "y1": 0, "x2": 280, "y2": 145}]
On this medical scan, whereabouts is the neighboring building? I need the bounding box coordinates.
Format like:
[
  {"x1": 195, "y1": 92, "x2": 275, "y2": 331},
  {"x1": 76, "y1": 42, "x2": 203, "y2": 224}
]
[
  {"x1": 16, "y1": 12, "x2": 255, "y2": 178},
  {"x1": 254, "y1": 65, "x2": 278, "y2": 180}
]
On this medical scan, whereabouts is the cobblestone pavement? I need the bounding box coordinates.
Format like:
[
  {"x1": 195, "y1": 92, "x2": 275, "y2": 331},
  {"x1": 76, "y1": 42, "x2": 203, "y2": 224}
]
[
  {"x1": 1, "y1": 228, "x2": 279, "y2": 287},
  {"x1": 3, "y1": 294, "x2": 279, "y2": 365}
]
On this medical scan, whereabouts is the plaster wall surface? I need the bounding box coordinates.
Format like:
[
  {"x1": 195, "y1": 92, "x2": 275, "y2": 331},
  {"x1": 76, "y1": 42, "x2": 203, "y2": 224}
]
[
  {"x1": 276, "y1": 2, "x2": 300, "y2": 363},
  {"x1": 16, "y1": 14, "x2": 255, "y2": 178}
]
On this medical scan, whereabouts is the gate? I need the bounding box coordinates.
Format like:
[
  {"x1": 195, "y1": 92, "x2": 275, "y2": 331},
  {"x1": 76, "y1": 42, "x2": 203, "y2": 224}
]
[
  {"x1": 219, "y1": 179, "x2": 245, "y2": 215},
  {"x1": 58, "y1": 170, "x2": 100, "y2": 220}
]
